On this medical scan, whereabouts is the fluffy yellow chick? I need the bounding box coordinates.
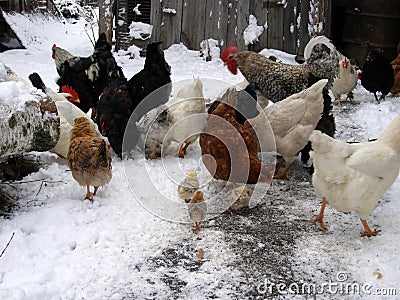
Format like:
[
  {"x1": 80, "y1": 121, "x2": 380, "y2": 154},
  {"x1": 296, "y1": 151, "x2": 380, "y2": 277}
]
[
  {"x1": 225, "y1": 184, "x2": 250, "y2": 215},
  {"x1": 188, "y1": 191, "x2": 207, "y2": 232},
  {"x1": 178, "y1": 170, "x2": 199, "y2": 203}
]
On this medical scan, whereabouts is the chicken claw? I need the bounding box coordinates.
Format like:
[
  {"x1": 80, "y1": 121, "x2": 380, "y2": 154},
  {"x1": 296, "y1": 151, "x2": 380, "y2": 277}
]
[
  {"x1": 312, "y1": 198, "x2": 327, "y2": 232},
  {"x1": 192, "y1": 222, "x2": 201, "y2": 232},
  {"x1": 85, "y1": 185, "x2": 93, "y2": 201},
  {"x1": 360, "y1": 219, "x2": 381, "y2": 237}
]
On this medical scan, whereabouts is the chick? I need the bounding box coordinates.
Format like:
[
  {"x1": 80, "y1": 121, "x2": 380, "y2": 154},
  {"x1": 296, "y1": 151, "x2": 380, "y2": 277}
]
[
  {"x1": 178, "y1": 170, "x2": 199, "y2": 203},
  {"x1": 188, "y1": 191, "x2": 207, "y2": 232},
  {"x1": 67, "y1": 117, "x2": 112, "y2": 200},
  {"x1": 225, "y1": 184, "x2": 250, "y2": 215}
]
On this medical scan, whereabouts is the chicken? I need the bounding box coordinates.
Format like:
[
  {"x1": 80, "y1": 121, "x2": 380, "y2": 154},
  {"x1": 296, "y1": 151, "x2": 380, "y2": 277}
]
[
  {"x1": 94, "y1": 77, "x2": 138, "y2": 157},
  {"x1": 309, "y1": 115, "x2": 400, "y2": 237},
  {"x1": 299, "y1": 85, "x2": 336, "y2": 169},
  {"x1": 166, "y1": 78, "x2": 206, "y2": 158},
  {"x1": 53, "y1": 33, "x2": 125, "y2": 115},
  {"x1": 331, "y1": 57, "x2": 358, "y2": 106},
  {"x1": 225, "y1": 184, "x2": 250, "y2": 215},
  {"x1": 200, "y1": 88, "x2": 272, "y2": 184},
  {"x1": 361, "y1": 50, "x2": 395, "y2": 103},
  {"x1": 246, "y1": 79, "x2": 327, "y2": 179},
  {"x1": 221, "y1": 38, "x2": 338, "y2": 102},
  {"x1": 188, "y1": 191, "x2": 207, "y2": 232},
  {"x1": 391, "y1": 41, "x2": 400, "y2": 96},
  {"x1": 28, "y1": 72, "x2": 101, "y2": 158},
  {"x1": 127, "y1": 41, "x2": 171, "y2": 114},
  {"x1": 67, "y1": 117, "x2": 112, "y2": 201},
  {"x1": 94, "y1": 41, "x2": 171, "y2": 157},
  {"x1": 178, "y1": 170, "x2": 200, "y2": 203}
]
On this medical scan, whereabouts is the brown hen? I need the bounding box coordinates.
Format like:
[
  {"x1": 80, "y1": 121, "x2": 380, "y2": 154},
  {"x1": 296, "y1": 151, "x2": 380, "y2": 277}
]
[
  {"x1": 200, "y1": 88, "x2": 272, "y2": 184},
  {"x1": 67, "y1": 117, "x2": 112, "y2": 200}
]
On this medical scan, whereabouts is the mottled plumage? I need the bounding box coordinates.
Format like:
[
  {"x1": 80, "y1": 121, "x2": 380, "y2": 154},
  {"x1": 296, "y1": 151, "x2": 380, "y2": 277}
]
[
  {"x1": 67, "y1": 117, "x2": 112, "y2": 200},
  {"x1": 222, "y1": 39, "x2": 339, "y2": 103}
]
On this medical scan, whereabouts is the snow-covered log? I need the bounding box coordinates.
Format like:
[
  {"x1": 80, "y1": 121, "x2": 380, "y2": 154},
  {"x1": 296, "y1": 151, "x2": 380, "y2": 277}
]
[{"x1": 0, "y1": 65, "x2": 60, "y2": 162}]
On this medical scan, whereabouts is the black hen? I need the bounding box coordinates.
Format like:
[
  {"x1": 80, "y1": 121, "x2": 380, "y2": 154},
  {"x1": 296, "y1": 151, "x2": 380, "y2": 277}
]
[
  {"x1": 361, "y1": 50, "x2": 395, "y2": 103},
  {"x1": 95, "y1": 77, "x2": 138, "y2": 157},
  {"x1": 127, "y1": 41, "x2": 171, "y2": 118},
  {"x1": 95, "y1": 42, "x2": 171, "y2": 157}
]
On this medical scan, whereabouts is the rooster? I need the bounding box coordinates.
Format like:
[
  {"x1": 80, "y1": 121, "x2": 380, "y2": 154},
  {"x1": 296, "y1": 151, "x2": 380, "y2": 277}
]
[
  {"x1": 221, "y1": 38, "x2": 338, "y2": 103},
  {"x1": 361, "y1": 50, "x2": 395, "y2": 103},
  {"x1": 52, "y1": 33, "x2": 124, "y2": 116}
]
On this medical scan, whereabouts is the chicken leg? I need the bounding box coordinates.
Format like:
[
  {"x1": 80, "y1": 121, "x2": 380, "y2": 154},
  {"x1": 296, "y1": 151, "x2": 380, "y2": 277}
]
[
  {"x1": 274, "y1": 161, "x2": 291, "y2": 179},
  {"x1": 93, "y1": 186, "x2": 99, "y2": 196},
  {"x1": 178, "y1": 142, "x2": 191, "y2": 158},
  {"x1": 85, "y1": 185, "x2": 93, "y2": 201},
  {"x1": 312, "y1": 197, "x2": 327, "y2": 232},
  {"x1": 360, "y1": 219, "x2": 381, "y2": 237},
  {"x1": 193, "y1": 222, "x2": 202, "y2": 232}
]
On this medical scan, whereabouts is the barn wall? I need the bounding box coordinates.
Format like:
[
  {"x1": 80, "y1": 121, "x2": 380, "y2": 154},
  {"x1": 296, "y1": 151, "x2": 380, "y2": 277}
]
[
  {"x1": 117, "y1": 0, "x2": 332, "y2": 55},
  {"x1": 331, "y1": 0, "x2": 400, "y2": 67}
]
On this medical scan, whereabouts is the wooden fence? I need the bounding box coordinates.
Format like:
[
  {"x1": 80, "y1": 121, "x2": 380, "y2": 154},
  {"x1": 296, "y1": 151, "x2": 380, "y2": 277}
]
[{"x1": 147, "y1": 0, "x2": 329, "y2": 55}]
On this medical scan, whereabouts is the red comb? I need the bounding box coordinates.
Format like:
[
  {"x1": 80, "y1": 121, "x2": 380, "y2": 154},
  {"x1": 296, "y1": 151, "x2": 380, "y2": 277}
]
[
  {"x1": 52, "y1": 44, "x2": 56, "y2": 49},
  {"x1": 62, "y1": 85, "x2": 79, "y2": 100},
  {"x1": 221, "y1": 46, "x2": 238, "y2": 62}
]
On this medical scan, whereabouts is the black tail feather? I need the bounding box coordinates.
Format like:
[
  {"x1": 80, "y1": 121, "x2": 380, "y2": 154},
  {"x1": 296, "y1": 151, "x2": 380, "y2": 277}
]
[{"x1": 28, "y1": 73, "x2": 46, "y2": 92}]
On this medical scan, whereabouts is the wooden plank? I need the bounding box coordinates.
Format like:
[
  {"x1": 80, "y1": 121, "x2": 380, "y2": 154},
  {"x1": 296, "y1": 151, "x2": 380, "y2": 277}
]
[
  {"x1": 225, "y1": 0, "x2": 238, "y2": 48},
  {"x1": 150, "y1": 0, "x2": 163, "y2": 44},
  {"x1": 266, "y1": 1, "x2": 284, "y2": 50},
  {"x1": 204, "y1": 0, "x2": 229, "y2": 47},
  {"x1": 235, "y1": 0, "x2": 250, "y2": 51},
  {"x1": 181, "y1": 0, "x2": 206, "y2": 49},
  {"x1": 298, "y1": 0, "x2": 311, "y2": 56},
  {"x1": 248, "y1": 0, "x2": 268, "y2": 52},
  {"x1": 159, "y1": 0, "x2": 183, "y2": 48},
  {"x1": 283, "y1": 0, "x2": 297, "y2": 54}
]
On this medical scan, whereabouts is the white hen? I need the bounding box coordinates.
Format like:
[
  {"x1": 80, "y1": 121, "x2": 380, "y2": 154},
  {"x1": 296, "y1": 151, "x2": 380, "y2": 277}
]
[
  {"x1": 331, "y1": 57, "x2": 358, "y2": 106},
  {"x1": 247, "y1": 79, "x2": 327, "y2": 179},
  {"x1": 167, "y1": 78, "x2": 206, "y2": 157},
  {"x1": 309, "y1": 116, "x2": 400, "y2": 237},
  {"x1": 28, "y1": 73, "x2": 101, "y2": 158}
]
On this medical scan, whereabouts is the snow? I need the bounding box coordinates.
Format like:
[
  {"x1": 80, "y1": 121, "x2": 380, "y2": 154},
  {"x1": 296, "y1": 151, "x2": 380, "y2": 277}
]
[
  {"x1": 129, "y1": 21, "x2": 153, "y2": 40},
  {"x1": 162, "y1": 8, "x2": 177, "y2": 15},
  {"x1": 243, "y1": 15, "x2": 264, "y2": 45},
  {"x1": 0, "y1": 10, "x2": 400, "y2": 300}
]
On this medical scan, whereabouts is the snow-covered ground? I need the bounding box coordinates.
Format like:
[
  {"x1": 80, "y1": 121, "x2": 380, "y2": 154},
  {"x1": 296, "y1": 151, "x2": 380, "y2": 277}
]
[{"x1": 1, "y1": 12, "x2": 400, "y2": 299}]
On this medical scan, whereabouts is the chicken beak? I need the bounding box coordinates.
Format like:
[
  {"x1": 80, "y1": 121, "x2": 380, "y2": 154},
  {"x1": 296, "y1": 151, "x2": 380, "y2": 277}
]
[{"x1": 223, "y1": 61, "x2": 228, "y2": 66}]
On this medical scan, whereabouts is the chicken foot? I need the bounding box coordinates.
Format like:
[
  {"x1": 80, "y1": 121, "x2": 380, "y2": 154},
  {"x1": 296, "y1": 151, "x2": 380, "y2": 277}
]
[
  {"x1": 178, "y1": 142, "x2": 191, "y2": 158},
  {"x1": 192, "y1": 222, "x2": 202, "y2": 232},
  {"x1": 360, "y1": 219, "x2": 381, "y2": 237},
  {"x1": 85, "y1": 185, "x2": 93, "y2": 201},
  {"x1": 93, "y1": 186, "x2": 99, "y2": 196},
  {"x1": 274, "y1": 159, "x2": 291, "y2": 179},
  {"x1": 312, "y1": 197, "x2": 327, "y2": 232}
]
